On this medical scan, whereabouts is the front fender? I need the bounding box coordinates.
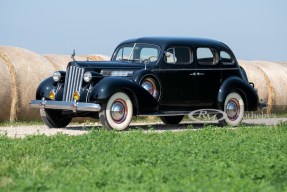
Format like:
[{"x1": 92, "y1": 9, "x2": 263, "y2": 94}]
[
  {"x1": 36, "y1": 77, "x2": 55, "y2": 100},
  {"x1": 89, "y1": 77, "x2": 158, "y2": 113},
  {"x1": 218, "y1": 76, "x2": 259, "y2": 111}
]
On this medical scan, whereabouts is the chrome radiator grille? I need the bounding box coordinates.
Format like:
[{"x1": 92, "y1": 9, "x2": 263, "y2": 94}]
[{"x1": 63, "y1": 66, "x2": 84, "y2": 101}]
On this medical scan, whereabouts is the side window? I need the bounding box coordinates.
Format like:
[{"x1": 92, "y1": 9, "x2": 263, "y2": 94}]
[
  {"x1": 197, "y1": 47, "x2": 219, "y2": 65},
  {"x1": 165, "y1": 47, "x2": 192, "y2": 64},
  {"x1": 140, "y1": 48, "x2": 159, "y2": 62},
  {"x1": 220, "y1": 51, "x2": 234, "y2": 65}
]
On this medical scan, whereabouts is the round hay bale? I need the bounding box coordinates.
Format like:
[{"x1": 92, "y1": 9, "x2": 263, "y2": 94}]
[
  {"x1": 0, "y1": 46, "x2": 56, "y2": 121},
  {"x1": 239, "y1": 60, "x2": 287, "y2": 113},
  {"x1": 253, "y1": 61, "x2": 287, "y2": 113},
  {"x1": 238, "y1": 60, "x2": 269, "y2": 112},
  {"x1": 0, "y1": 58, "x2": 13, "y2": 121}
]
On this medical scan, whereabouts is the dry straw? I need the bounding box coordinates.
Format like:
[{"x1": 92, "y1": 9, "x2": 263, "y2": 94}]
[{"x1": 0, "y1": 58, "x2": 13, "y2": 121}]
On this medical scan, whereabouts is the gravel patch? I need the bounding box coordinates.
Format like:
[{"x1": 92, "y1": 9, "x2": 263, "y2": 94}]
[{"x1": 0, "y1": 118, "x2": 286, "y2": 138}]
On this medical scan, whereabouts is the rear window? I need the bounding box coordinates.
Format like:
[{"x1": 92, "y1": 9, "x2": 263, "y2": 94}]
[
  {"x1": 197, "y1": 47, "x2": 219, "y2": 65},
  {"x1": 220, "y1": 51, "x2": 234, "y2": 65},
  {"x1": 165, "y1": 47, "x2": 192, "y2": 64}
]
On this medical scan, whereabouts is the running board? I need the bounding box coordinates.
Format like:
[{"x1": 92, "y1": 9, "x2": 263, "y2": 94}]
[{"x1": 139, "y1": 111, "x2": 191, "y2": 116}]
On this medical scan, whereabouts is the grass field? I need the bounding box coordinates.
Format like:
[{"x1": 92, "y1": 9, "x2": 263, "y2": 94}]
[{"x1": 0, "y1": 124, "x2": 286, "y2": 192}]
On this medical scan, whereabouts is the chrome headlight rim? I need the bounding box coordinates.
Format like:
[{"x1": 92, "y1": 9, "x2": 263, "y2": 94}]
[
  {"x1": 84, "y1": 72, "x2": 92, "y2": 83},
  {"x1": 52, "y1": 71, "x2": 61, "y2": 82}
]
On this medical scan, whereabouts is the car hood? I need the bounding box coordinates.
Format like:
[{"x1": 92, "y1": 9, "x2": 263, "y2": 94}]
[{"x1": 67, "y1": 61, "x2": 146, "y2": 73}]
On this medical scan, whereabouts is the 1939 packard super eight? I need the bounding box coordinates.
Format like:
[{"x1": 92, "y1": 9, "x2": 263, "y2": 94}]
[{"x1": 30, "y1": 37, "x2": 259, "y2": 130}]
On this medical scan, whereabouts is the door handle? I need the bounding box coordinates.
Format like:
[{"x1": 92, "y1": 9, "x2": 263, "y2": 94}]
[
  {"x1": 190, "y1": 72, "x2": 205, "y2": 76},
  {"x1": 190, "y1": 72, "x2": 196, "y2": 76}
]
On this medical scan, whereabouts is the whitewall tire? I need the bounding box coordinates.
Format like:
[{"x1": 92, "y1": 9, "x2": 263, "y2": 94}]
[
  {"x1": 219, "y1": 92, "x2": 245, "y2": 127},
  {"x1": 99, "y1": 92, "x2": 133, "y2": 131}
]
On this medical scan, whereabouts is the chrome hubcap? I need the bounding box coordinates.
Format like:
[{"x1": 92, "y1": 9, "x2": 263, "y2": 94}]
[
  {"x1": 226, "y1": 99, "x2": 239, "y2": 120},
  {"x1": 110, "y1": 99, "x2": 127, "y2": 123}
]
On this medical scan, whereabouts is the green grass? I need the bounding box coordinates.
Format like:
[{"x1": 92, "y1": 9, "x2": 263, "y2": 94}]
[{"x1": 0, "y1": 125, "x2": 287, "y2": 192}]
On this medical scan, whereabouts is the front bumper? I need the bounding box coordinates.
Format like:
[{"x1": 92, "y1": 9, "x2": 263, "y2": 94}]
[{"x1": 29, "y1": 98, "x2": 101, "y2": 112}]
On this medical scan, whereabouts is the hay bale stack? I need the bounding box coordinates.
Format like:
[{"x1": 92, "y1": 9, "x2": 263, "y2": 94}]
[
  {"x1": 0, "y1": 46, "x2": 56, "y2": 121},
  {"x1": 239, "y1": 60, "x2": 287, "y2": 113}
]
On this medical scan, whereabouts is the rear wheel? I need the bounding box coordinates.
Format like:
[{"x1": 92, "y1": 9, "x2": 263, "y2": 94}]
[
  {"x1": 160, "y1": 115, "x2": 184, "y2": 125},
  {"x1": 219, "y1": 92, "x2": 245, "y2": 126},
  {"x1": 40, "y1": 109, "x2": 72, "y2": 128},
  {"x1": 99, "y1": 92, "x2": 133, "y2": 131}
]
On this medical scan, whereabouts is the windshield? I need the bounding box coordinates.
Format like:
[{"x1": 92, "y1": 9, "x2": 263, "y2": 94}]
[{"x1": 112, "y1": 43, "x2": 160, "y2": 64}]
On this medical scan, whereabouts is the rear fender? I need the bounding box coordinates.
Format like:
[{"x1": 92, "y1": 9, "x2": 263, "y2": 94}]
[{"x1": 218, "y1": 76, "x2": 259, "y2": 111}]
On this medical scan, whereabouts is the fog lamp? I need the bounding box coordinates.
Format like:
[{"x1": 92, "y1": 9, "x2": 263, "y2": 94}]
[
  {"x1": 73, "y1": 91, "x2": 80, "y2": 101},
  {"x1": 49, "y1": 90, "x2": 55, "y2": 100}
]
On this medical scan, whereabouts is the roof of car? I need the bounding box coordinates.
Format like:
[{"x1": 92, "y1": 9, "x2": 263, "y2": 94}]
[{"x1": 119, "y1": 37, "x2": 230, "y2": 49}]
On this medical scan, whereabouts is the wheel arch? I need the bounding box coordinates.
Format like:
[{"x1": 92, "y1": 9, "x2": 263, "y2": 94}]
[
  {"x1": 218, "y1": 76, "x2": 259, "y2": 111},
  {"x1": 132, "y1": 70, "x2": 162, "y2": 101},
  {"x1": 119, "y1": 88, "x2": 139, "y2": 116}
]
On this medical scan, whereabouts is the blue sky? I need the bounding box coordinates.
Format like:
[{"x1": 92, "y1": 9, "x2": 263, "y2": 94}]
[{"x1": 0, "y1": 0, "x2": 286, "y2": 61}]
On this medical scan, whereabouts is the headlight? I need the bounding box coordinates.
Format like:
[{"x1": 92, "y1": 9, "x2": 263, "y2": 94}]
[
  {"x1": 84, "y1": 72, "x2": 92, "y2": 83},
  {"x1": 53, "y1": 71, "x2": 61, "y2": 82}
]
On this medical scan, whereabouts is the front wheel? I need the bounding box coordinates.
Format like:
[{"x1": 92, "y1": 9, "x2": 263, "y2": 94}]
[
  {"x1": 40, "y1": 109, "x2": 72, "y2": 128},
  {"x1": 99, "y1": 92, "x2": 133, "y2": 131},
  {"x1": 160, "y1": 115, "x2": 184, "y2": 125},
  {"x1": 219, "y1": 92, "x2": 245, "y2": 126}
]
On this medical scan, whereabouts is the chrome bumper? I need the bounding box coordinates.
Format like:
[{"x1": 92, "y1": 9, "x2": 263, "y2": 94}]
[{"x1": 29, "y1": 99, "x2": 101, "y2": 112}]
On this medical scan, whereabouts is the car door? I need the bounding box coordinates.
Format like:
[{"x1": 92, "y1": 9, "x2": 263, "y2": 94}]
[
  {"x1": 157, "y1": 46, "x2": 198, "y2": 109},
  {"x1": 195, "y1": 47, "x2": 222, "y2": 107}
]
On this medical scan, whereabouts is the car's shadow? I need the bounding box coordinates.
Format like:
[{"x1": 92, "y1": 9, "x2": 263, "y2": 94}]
[{"x1": 64, "y1": 121, "x2": 262, "y2": 132}]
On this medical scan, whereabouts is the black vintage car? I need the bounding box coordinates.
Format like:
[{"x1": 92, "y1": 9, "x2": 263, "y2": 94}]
[{"x1": 30, "y1": 37, "x2": 259, "y2": 130}]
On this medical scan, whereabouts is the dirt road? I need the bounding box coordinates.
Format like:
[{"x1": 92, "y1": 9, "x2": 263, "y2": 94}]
[{"x1": 0, "y1": 118, "x2": 286, "y2": 138}]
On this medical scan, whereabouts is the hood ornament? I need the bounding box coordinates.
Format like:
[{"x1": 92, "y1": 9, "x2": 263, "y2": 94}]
[{"x1": 71, "y1": 49, "x2": 76, "y2": 61}]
